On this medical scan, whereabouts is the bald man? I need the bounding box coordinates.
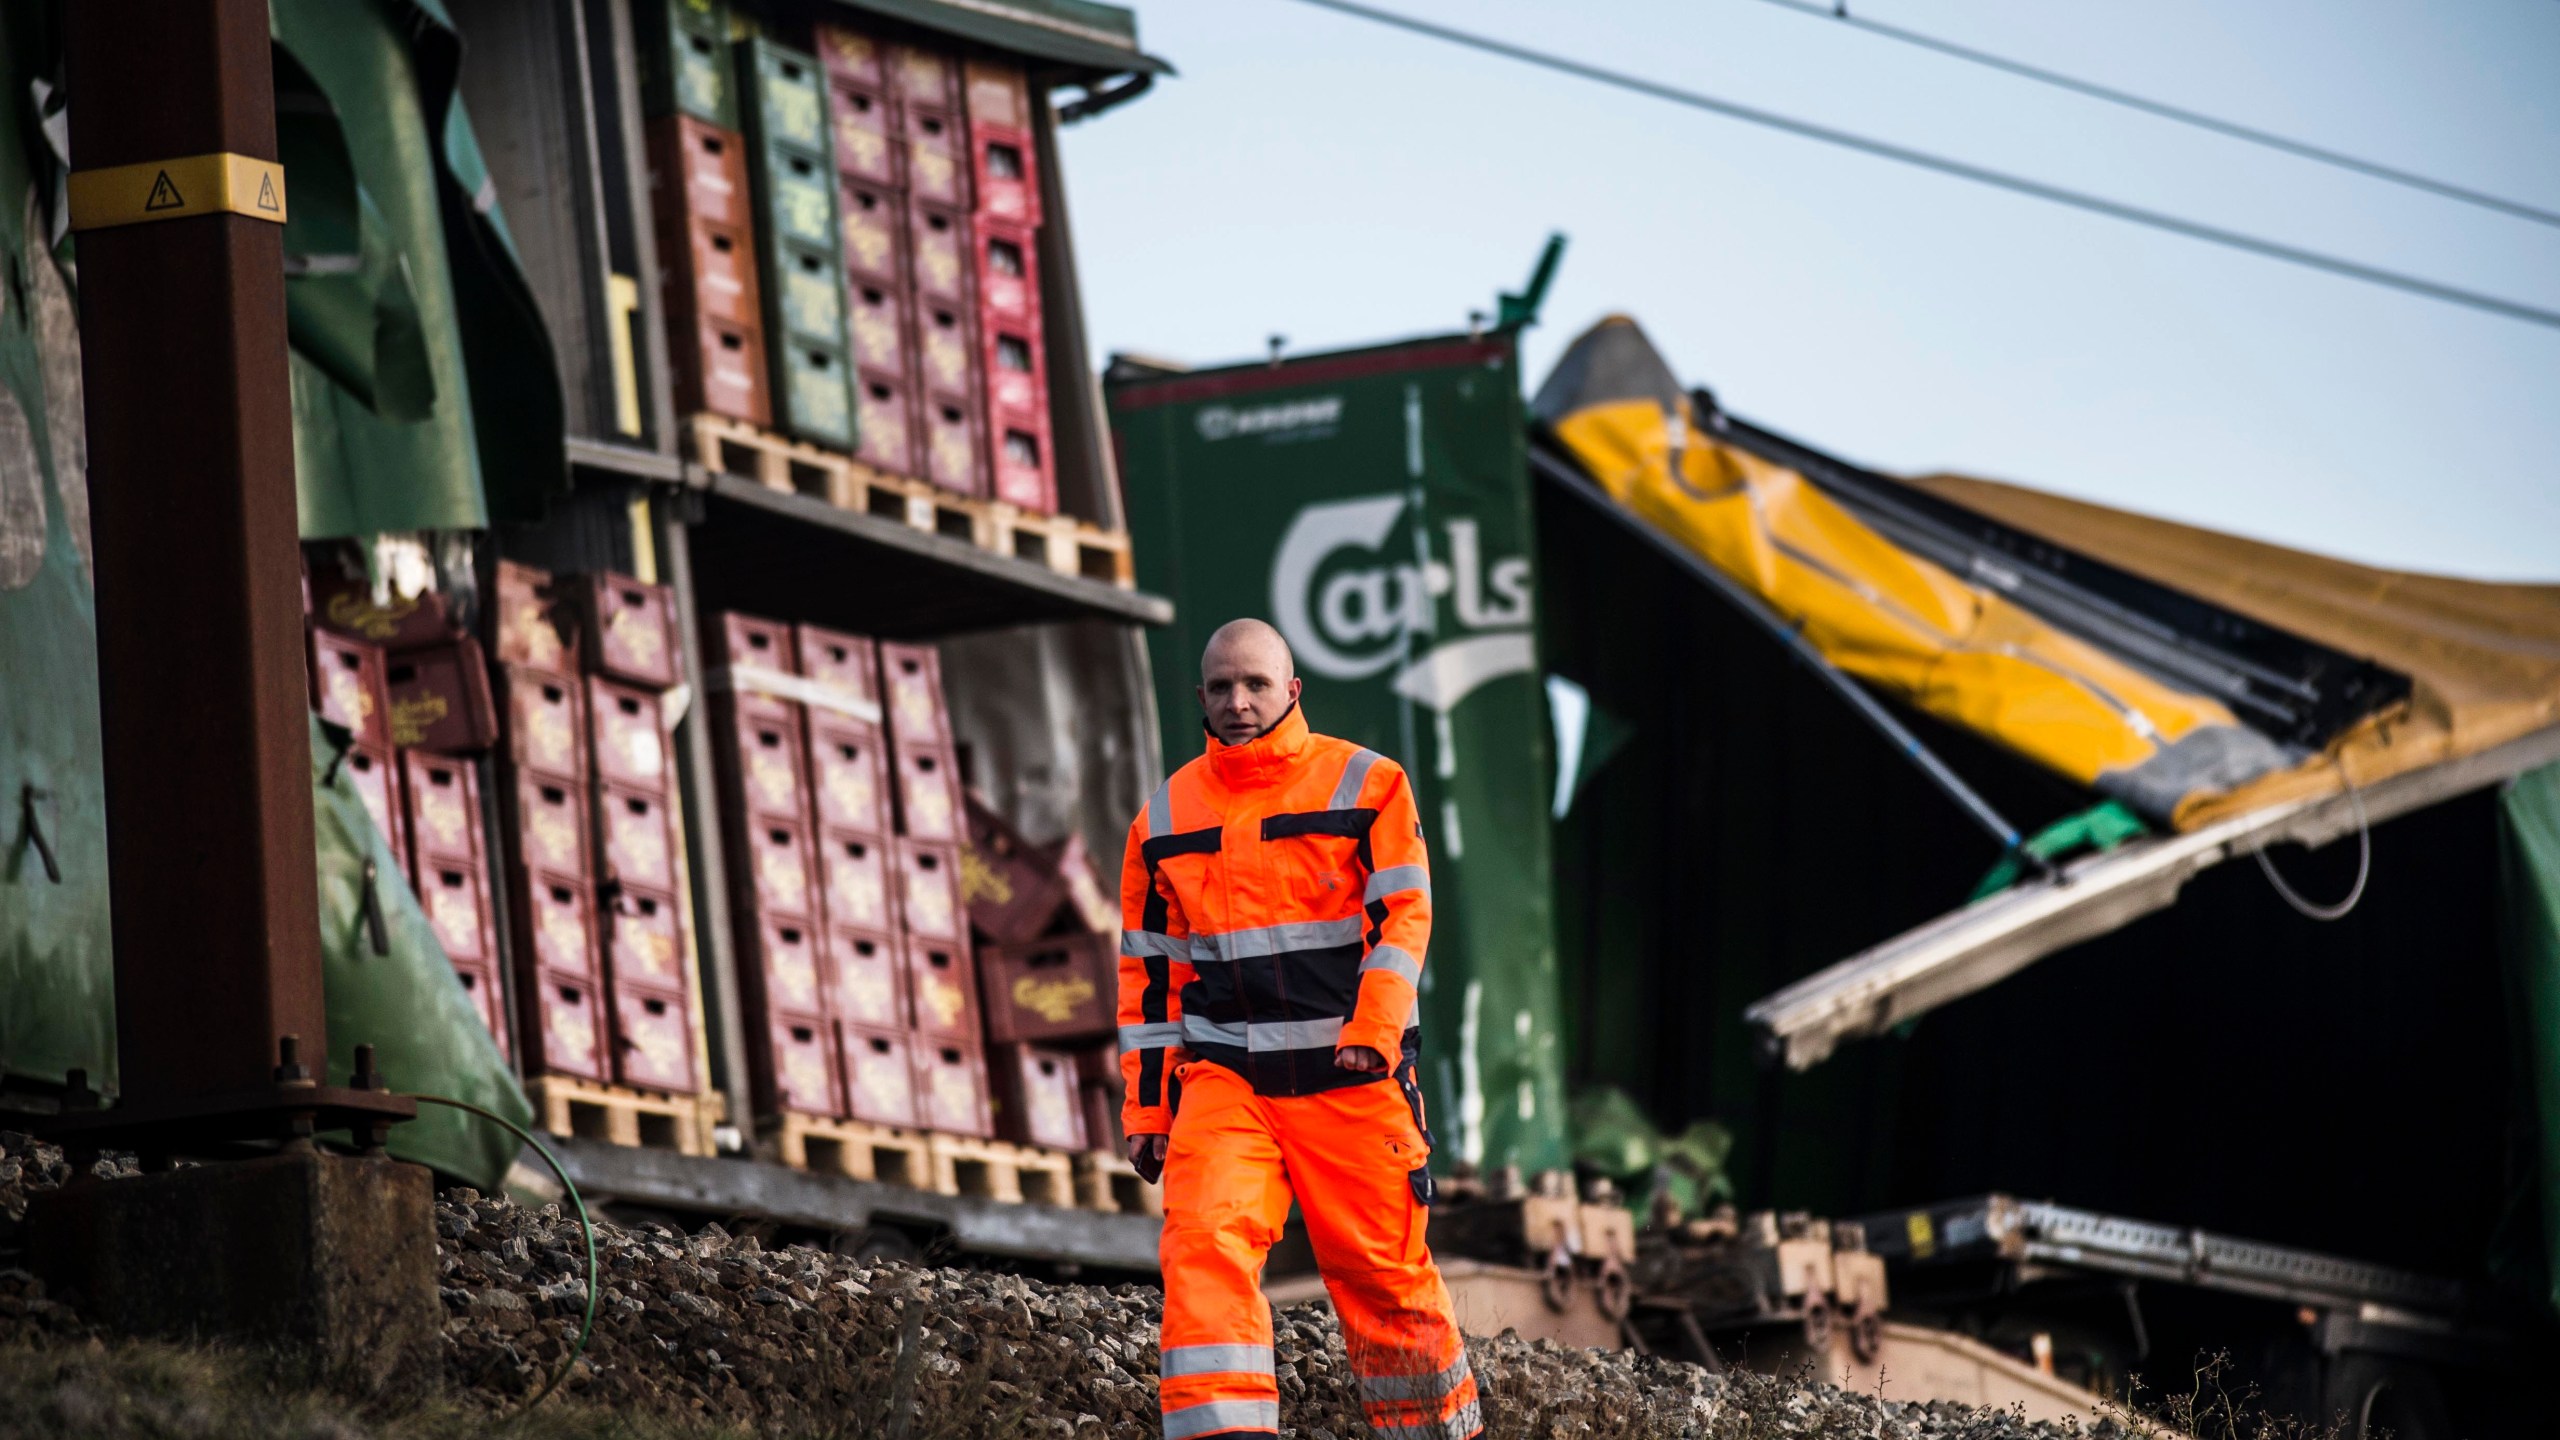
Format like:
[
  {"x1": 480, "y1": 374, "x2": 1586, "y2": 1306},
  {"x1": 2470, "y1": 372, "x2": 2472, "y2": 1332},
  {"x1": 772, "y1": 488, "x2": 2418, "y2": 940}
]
[{"x1": 1117, "y1": 619, "x2": 1480, "y2": 1440}]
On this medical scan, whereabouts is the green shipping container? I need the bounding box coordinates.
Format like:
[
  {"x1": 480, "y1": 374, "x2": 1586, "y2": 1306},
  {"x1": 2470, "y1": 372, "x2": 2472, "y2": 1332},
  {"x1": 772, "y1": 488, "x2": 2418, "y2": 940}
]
[{"x1": 1109, "y1": 334, "x2": 1570, "y2": 1175}]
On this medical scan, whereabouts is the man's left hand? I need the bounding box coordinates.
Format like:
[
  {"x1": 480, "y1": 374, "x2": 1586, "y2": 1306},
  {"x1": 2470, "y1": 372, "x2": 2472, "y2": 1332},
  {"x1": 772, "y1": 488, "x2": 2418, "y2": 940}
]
[{"x1": 1334, "y1": 1045, "x2": 1387, "y2": 1073}]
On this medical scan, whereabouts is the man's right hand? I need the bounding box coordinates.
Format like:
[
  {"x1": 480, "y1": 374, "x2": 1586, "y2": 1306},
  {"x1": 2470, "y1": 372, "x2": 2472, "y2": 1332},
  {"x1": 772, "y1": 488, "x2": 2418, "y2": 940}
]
[{"x1": 1127, "y1": 1132, "x2": 1168, "y2": 1185}]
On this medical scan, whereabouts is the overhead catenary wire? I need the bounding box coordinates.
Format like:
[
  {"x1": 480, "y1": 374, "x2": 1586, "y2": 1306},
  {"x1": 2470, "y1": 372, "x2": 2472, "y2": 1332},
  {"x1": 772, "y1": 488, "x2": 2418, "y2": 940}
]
[
  {"x1": 1279, "y1": 0, "x2": 2560, "y2": 333},
  {"x1": 1748, "y1": 0, "x2": 2560, "y2": 231}
]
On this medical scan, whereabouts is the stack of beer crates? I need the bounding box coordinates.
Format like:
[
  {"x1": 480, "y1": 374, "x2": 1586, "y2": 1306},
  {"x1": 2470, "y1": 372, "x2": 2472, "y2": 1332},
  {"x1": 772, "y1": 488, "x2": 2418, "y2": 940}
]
[
  {"x1": 495, "y1": 561, "x2": 715, "y2": 1153},
  {"x1": 738, "y1": 36, "x2": 858, "y2": 451},
  {"x1": 959, "y1": 59, "x2": 1056, "y2": 513},
  {"x1": 817, "y1": 24, "x2": 989, "y2": 500},
  {"x1": 639, "y1": 0, "x2": 771, "y2": 426},
  {"x1": 574, "y1": 571, "x2": 702, "y2": 1102},
  {"x1": 304, "y1": 564, "x2": 509, "y2": 1056}
]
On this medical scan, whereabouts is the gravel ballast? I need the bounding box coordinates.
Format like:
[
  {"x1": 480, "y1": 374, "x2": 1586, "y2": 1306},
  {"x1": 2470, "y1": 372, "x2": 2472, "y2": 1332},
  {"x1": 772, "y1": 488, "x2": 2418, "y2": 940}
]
[{"x1": 1, "y1": 1133, "x2": 2133, "y2": 1438}]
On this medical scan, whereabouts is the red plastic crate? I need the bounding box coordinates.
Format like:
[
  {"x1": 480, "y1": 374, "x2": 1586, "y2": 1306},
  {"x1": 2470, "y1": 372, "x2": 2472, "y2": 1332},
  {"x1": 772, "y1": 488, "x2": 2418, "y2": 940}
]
[
  {"x1": 887, "y1": 42, "x2": 962, "y2": 113},
  {"x1": 752, "y1": 913, "x2": 829, "y2": 1019},
  {"x1": 767, "y1": 1012, "x2": 843, "y2": 1117},
  {"x1": 452, "y1": 959, "x2": 510, "y2": 1061},
  {"x1": 341, "y1": 741, "x2": 405, "y2": 874},
  {"x1": 906, "y1": 200, "x2": 971, "y2": 306},
  {"x1": 612, "y1": 982, "x2": 698, "y2": 1093},
  {"x1": 921, "y1": 390, "x2": 987, "y2": 499},
  {"x1": 903, "y1": 103, "x2": 967, "y2": 209},
  {"x1": 588, "y1": 678, "x2": 670, "y2": 794},
  {"x1": 399, "y1": 753, "x2": 481, "y2": 860},
  {"x1": 712, "y1": 610, "x2": 797, "y2": 671},
  {"x1": 723, "y1": 695, "x2": 809, "y2": 823},
  {"x1": 851, "y1": 379, "x2": 916, "y2": 485},
  {"x1": 527, "y1": 971, "x2": 608, "y2": 1081},
  {"x1": 990, "y1": 1041, "x2": 1087, "y2": 1151},
  {"x1": 673, "y1": 310, "x2": 772, "y2": 426},
  {"x1": 599, "y1": 784, "x2": 678, "y2": 893},
  {"x1": 807, "y1": 720, "x2": 892, "y2": 835},
  {"x1": 576, "y1": 574, "x2": 681, "y2": 690},
  {"x1": 838, "y1": 1023, "x2": 920, "y2": 1127},
  {"x1": 816, "y1": 22, "x2": 887, "y2": 88},
  {"x1": 683, "y1": 219, "x2": 761, "y2": 326},
  {"x1": 795, "y1": 625, "x2": 880, "y2": 706},
  {"x1": 385, "y1": 636, "x2": 499, "y2": 753},
  {"x1": 845, "y1": 274, "x2": 914, "y2": 377},
  {"x1": 827, "y1": 926, "x2": 907, "y2": 1030},
  {"x1": 974, "y1": 219, "x2": 1039, "y2": 330},
  {"x1": 837, "y1": 178, "x2": 903, "y2": 294},
  {"x1": 652, "y1": 113, "x2": 753, "y2": 231},
  {"x1": 878, "y1": 642, "x2": 953, "y2": 747},
  {"x1": 606, "y1": 884, "x2": 688, "y2": 992},
  {"x1": 511, "y1": 770, "x2": 592, "y2": 878},
  {"x1": 961, "y1": 57, "x2": 1032, "y2": 131},
  {"x1": 989, "y1": 409, "x2": 1055, "y2": 514},
  {"x1": 744, "y1": 814, "x2": 819, "y2": 920},
  {"x1": 893, "y1": 838, "x2": 966, "y2": 945},
  {"x1": 502, "y1": 666, "x2": 589, "y2": 781},
  {"x1": 420, "y1": 860, "x2": 497, "y2": 967},
  {"x1": 518, "y1": 870, "x2": 604, "y2": 983},
  {"x1": 828, "y1": 79, "x2": 901, "y2": 188},
  {"x1": 966, "y1": 124, "x2": 1038, "y2": 228},
  {"x1": 976, "y1": 932, "x2": 1116, "y2": 1045},
  {"x1": 309, "y1": 628, "x2": 390, "y2": 747},
  {"x1": 982, "y1": 318, "x2": 1045, "y2": 419},
  {"x1": 915, "y1": 300, "x2": 976, "y2": 397},
  {"x1": 903, "y1": 927, "x2": 977, "y2": 1038},
  {"x1": 309, "y1": 572, "x2": 456, "y2": 651},
  {"x1": 818, "y1": 828, "x2": 897, "y2": 934},
  {"x1": 913, "y1": 1035, "x2": 992, "y2": 1138},
  {"x1": 493, "y1": 561, "x2": 578, "y2": 673},
  {"x1": 890, "y1": 742, "x2": 962, "y2": 844}
]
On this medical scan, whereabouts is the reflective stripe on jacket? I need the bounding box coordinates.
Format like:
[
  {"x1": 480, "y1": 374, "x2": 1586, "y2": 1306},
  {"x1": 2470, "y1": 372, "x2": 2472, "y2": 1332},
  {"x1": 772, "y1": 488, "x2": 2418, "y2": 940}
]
[{"x1": 1119, "y1": 703, "x2": 1432, "y2": 1134}]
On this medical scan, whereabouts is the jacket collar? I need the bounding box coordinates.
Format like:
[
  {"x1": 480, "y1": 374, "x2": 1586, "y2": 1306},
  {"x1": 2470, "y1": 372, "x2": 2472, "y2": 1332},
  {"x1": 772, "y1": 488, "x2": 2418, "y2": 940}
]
[{"x1": 1203, "y1": 702, "x2": 1313, "y2": 792}]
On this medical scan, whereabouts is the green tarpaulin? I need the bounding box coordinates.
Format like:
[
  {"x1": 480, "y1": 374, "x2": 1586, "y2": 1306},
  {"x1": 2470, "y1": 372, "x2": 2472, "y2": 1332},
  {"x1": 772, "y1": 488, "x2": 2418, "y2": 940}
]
[
  {"x1": 274, "y1": 0, "x2": 565, "y2": 537},
  {"x1": 312, "y1": 716, "x2": 531, "y2": 1189},
  {"x1": 0, "y1": 0, "x2": 112, "y2": 1092}
]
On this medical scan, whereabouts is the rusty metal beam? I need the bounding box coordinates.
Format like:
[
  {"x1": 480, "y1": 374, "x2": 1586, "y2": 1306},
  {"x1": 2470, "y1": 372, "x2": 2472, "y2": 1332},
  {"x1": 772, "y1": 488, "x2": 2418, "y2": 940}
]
[{"x1": 66, "y1": 0, "x2": 336, "y2": 1116}]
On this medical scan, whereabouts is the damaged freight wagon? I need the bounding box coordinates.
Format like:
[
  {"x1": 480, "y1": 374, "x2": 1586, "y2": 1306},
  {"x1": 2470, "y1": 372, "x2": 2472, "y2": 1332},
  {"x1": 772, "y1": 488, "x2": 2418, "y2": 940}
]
[{"x1": 1531, "y1": 316, "x2": 2559, "y2": 1434}]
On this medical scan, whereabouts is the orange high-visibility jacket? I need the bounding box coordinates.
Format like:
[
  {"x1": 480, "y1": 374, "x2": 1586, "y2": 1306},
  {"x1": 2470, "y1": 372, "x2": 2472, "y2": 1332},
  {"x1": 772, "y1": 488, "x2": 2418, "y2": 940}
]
[{"x1": 1118, "y1": 704, "x2": 1432, "y2": 1134}]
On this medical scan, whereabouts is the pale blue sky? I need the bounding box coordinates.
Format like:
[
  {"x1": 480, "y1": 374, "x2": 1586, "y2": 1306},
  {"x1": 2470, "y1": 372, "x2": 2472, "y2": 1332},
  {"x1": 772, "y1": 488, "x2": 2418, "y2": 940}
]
[{"x1": 1058, "y1": 0, "x2": 2560, "y2": 580}]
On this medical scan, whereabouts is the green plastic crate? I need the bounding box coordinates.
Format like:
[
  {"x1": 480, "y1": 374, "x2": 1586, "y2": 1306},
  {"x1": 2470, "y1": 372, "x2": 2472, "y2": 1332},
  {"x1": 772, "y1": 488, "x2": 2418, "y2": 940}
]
[
  {"x1": 738, "y1": 37, "x2": 828, "y2": 157},
  {"x1": 775, "y1": 241, "x2": 847, "y2": 347},
  {"x1": 776, "y1": 339, "x2": 857, "y2": 450},
  {"x1": 636, "y1": 0, "x2": 736, "y2": 129},
  {"x1": 760, "y1": 144, "x2": 838, "y2": 250}
]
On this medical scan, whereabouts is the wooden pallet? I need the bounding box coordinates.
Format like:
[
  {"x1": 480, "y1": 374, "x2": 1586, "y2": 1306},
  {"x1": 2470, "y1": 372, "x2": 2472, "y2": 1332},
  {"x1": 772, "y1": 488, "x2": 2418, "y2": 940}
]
[
  {"x1": 684, "y1": 412, "x2": 1137, "y2": 589},
  {"x1": 777, "y1": 1112, "x2": 935, "y2": 1189},
  {"x1": 1072, "y1": 1149, "x2": 1165, "y2": 1217},
  {"x1": 528, "y1": 1075, "x2": 722, "y2": 1158},
  {"x1": 926, "y1": 1132, "x2": 1076, "y2": 1206}
]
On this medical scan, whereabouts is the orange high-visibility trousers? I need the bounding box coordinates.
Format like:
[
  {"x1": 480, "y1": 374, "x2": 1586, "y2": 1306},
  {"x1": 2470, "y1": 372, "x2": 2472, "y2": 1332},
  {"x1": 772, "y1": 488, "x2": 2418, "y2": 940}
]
[{"x1": 1158, "y1": 1060, "x2": 1481, "y2": 1440}]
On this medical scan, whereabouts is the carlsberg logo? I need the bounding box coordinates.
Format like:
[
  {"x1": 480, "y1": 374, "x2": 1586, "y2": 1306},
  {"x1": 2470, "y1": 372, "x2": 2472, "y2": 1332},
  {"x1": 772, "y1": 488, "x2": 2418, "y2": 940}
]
[
  {"x1": 1196, "y1": 395, "x2": 1344, "y2": 442},
  {"x1": 1271, "y1": 494, "x2": 1535, "y2": 713}
]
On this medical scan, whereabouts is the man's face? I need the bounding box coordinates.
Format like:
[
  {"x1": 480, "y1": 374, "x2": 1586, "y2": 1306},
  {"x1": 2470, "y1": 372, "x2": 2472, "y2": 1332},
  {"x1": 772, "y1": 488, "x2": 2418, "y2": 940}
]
[{"x1": 1198, "y1": 640, "x2": 1300, "y2": 745}]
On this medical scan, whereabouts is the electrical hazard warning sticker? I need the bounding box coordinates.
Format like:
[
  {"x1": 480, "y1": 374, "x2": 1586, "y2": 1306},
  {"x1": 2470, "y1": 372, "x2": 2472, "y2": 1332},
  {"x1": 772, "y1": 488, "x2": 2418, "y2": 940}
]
[{"x1": 67, "y1": 152, "x2": 287, "y2": 232}]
